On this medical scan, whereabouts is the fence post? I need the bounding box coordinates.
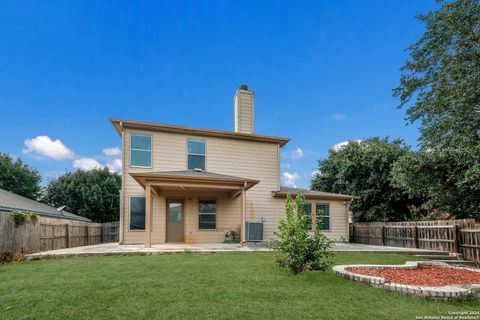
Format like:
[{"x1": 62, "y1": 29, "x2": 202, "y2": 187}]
[
  {"x1": 85, "y1": 226, "x2": 89, "y2": 245},
  {"x1": 65, "y1": 224, "x2": 70, "y2": 248},
  {"x1": 100, "y1": 225, "x2": 104, "y2": 243},
  {"x1": 413, "y1": 226, "x2": 418, "y2": 248},
  {"x1": 381, "y1": 226, "x2": 385, "y2": 246},
  {"x1": 452, "y1": 224, "x2": 459, "y2": 253},
  {"x1": 351, "y1": 225, "x2": 355, "y2": 243}
]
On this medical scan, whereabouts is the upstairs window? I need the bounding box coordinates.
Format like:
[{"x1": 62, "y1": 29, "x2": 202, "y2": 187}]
[
  {"x1": 131, "y1": 134, "x2": 152, "y2": 167},
  {"x1": 199, "y1": 199, "x2": 216, "y2": 230},
  {"x1": 316, "y1": 203, "x2": 330, "y2": 230},
  {"x1": 188, "y1": 139, "x2": 205, "y2": 170},
  {"x1": 302, "y1": 203, "x2": 313, "y2": 230}
]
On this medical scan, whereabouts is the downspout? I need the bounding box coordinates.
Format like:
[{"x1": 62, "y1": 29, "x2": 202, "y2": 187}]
[{"x1": 119, "y1": 122, "x2": 125, "y2": 244}]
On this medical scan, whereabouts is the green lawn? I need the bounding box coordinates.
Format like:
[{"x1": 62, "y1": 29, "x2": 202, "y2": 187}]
[{"x1": 0, "y1": 253, "x2": 478, "y2": 320}]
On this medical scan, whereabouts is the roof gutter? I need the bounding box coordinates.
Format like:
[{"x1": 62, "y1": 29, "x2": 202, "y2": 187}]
[{"x1": 0, "y1": 206, "x2": 91, "y2": 222}]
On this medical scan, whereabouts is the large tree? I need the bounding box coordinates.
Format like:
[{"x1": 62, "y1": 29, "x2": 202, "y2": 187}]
[
  {"x1": 42, "y1": 168, "x2": 121, "y2": 222},
  {"x1": 0, "y1": 153, "x2": 41, "y2": 199},
  {"x1": 392, "y1": 145, "x2": 480, "y2": 219},
  {"x1": 393, "y1": 0, "x2": 480, "y2": 149},
  {"x1": 392, "y1": 0, "x2": 480, "y2": 219},
  {"x1": 311, "y1": 138, "x2": 419, "y2": 222}
]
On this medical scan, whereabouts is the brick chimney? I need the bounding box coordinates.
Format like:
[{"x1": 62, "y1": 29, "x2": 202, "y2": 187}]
[{"x1": 234, "y1": 84, "x2": 254, "y2": 134}]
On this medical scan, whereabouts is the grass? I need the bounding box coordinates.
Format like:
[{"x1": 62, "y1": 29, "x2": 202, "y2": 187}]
[{"x1": 0, "y1": 253, "x2": 478, "y2": 320}]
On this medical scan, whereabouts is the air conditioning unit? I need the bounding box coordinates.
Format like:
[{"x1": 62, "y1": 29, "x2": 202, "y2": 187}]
[{"x1": 245, "y1": 221, "x2": 263, "y2": 242}]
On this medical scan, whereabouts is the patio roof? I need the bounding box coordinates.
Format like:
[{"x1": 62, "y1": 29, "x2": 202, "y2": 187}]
[
  {"x1": 130, "y1": 170, "x2": 259, "y2": 196},
  {"x1": 272, "y1": 187, "x2": 358, "y2": 201}
]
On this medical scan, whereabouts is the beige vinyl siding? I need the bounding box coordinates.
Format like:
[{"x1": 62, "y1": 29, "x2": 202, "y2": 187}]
[
  {"x1": 303, "y1": 200, "x2": 349, "y2": 240},
  {"x1": 121, "y1": 127, "x2": 348, "y2": 243}
]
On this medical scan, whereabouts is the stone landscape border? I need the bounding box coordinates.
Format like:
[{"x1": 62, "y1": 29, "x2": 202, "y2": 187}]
[{"x1": 333, "y1": 261, "x2": 480, "y2": 300}]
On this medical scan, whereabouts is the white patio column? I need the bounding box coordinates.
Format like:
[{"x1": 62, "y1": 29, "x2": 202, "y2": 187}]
[{"x1": 144, "y1": 184, "x2": 152, "y2": 248}]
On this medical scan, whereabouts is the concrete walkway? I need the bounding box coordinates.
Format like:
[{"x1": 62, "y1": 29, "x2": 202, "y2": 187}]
[{"x1": 25, "y1": 242, "x2": 443, "y2": 260}]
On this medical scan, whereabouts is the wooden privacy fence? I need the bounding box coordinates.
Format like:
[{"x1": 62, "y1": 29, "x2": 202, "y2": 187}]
[
  {"x1": 39, "y1": 223, "x2": 103, "y2": 251},
  {"x1": 102, "y1": 221, "x2": 119, "y2": 243},
  {"x1": 0, "y1": 211, "x2": 119, "y2": 254},
  {"x1": 459, "y1": 229, "x2": 480, "y2": 263},
  {"x1": 351, "y1": 219, "x2": 480, "y2": 263}
]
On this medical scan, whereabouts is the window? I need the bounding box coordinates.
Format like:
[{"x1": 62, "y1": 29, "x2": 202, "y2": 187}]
[
  {"x1": 188, "y1": 139, "x2": 205, "y2": 170},
  {"x1": 303, "y1": 203, "x2": 313, "y2": 230},
  {"x1": 316, "y1": 203, "x2": 330, "y2": 230},
  {"x1": 199, "y1": 199, "x2": 216, "y2": 230},
  {"x1": 131, "y1": 134, "x2": 152, "y2": 167},
  {"x1": 130, "y1": 197, "x2": 145, "y2": 230}
]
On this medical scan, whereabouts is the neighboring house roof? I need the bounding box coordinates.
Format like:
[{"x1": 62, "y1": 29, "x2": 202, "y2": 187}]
[
  {"x1": 109, "y1": 118, "x2": 290, "y2": 147},
  {"x1": 0, "y1": 189, "x2": 91, "y2": 222},
  {"x1": 272, "y1": 186, "x2": 359, "y2": 201},
  {"x1": 129, "y1": 170, "x2": 259, "y2": 193}
]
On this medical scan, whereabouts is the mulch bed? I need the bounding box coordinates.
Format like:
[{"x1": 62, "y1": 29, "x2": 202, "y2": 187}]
[{"x1": 347, "y1": 264, "x2": 480, "y2": 287}]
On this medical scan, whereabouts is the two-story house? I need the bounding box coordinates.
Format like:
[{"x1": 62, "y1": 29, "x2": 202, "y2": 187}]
[{"x1": 110, "y1": 85, "x2": 356, "y2": 247}]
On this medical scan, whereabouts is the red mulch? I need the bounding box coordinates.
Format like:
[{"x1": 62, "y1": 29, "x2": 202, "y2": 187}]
[{"x1": 347, "y1": 264, "x2": 480, "y2": 287}]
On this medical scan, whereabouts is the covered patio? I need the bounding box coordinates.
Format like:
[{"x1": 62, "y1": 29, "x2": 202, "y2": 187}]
[
  {"x1": 129, "y1": 170, "x2": 259, "y2": 247},
  {"x1": 24, "y1": 242, "x2": 445, "y2": 260}
]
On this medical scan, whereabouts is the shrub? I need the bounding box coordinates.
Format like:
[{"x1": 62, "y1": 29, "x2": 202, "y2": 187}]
[
  {"x1": 224, "y1": 229, "x2": 238, "y2": 243},
  {"x1": 269, "y1": 190, "x2": 335, "y2": 275},
  {"x1": 0, "y1": 250, "x2": 25, "y2": 264},
  {"x1": 11, "y1": 211, "x2": 38, "y2": 226}
]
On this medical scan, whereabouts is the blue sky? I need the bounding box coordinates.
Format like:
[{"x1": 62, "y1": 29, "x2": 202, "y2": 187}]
[{"x1": 0, "y1": 1, "x2": 436, "y2": 188}]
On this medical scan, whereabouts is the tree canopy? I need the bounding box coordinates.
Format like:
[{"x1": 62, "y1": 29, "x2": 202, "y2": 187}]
[
  {"x1": 393, "y1": 0, "x2": 480, "y2": 149},
  {"x1": 42, "y1": 168, "x2": 121, "y2": 222},
  {"x1": 311, "y1": 138, "x2": 418, "y2": 222},
  {"x1": 0, "y1": 153, "x2": 41, "y2": 200},
  {"x1": 391, "y1": 0, "x2": 480, "y2": 219},
  {"x1": 392, "y1": 145, "x2": 480, "y2": 219}
]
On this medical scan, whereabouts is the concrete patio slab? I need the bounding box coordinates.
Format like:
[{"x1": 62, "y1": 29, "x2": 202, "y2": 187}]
[{"x1": 24, "y1": 242, "x2": 445, "y2": 260}]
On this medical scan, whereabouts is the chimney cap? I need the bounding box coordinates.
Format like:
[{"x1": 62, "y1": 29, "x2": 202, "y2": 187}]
[{"x1": 239, "y1": 84, "x2": 248, "y2": 90}]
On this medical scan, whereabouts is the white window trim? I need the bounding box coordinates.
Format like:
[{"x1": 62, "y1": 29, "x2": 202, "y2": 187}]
[
  {"x1": 130, "y1": 133, "x2": 153, "y2": 168},
  {"x1": 316, "y1": 203, "x2": 330, "y2": 231},
  {"x1": 198, "y1": 198, "x2": 217, "y2": 230},
  {"x1": 187, "y1": 138, "x2": 206, "y2": 170}
]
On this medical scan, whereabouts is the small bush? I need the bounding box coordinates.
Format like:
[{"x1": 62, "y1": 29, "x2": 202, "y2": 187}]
[
  {"x1": 224, "y1": 229, "x2": 238, "y2": 243},
  {"x1": 0, "y1": 250, "x2": 25, "y2": 264},
  {"x1": 269, "y1": 190, "x2": 335, "y2": 275},
  {"x1": 11, "y1": 211, "x2": 38, "y2": 226},
  {"x1": 28, "y1": 213, "x2": 38, "y2": 222}
]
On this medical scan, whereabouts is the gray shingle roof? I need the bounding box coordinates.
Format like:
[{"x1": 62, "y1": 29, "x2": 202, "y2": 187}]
[
  {"x1": 0, "y1": 189, "x2": 91, "y2": 222},
  {"x1": 144, "y1": 170, "x2": 252, "y2": 181},
  {"x1": 278, "y1": 187, "x2": 358, "y2": 200}
]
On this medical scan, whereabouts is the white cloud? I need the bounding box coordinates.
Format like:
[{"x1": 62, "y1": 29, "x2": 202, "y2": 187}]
[
  {"x1": 103, "y1": 147, "x2": 121, "y2": 157},
  {"x1": 292, "y1": 147, "x2": 304, "y2": 160},
  {"x1": 332, "y1": 139, "x2": 362, "y2": 152},
  {"x1": 23, "y1": 136, "x2": 74, "y2": 160},
  {"x1": 281, "y1": 172, "x2": 300, "y2": 188},
  {"x1": 73, "y1": 158, "x2": 103, "y2": 171},
  {"x1": 332, "y1": 141, "x2": 349, "y2": 152},
  {"x1": 331, "y1": 113, "x2": 346, "y2": 120},
  {"x1": 106, "y1": 159, "x2": 122, "y2": 173},
  {"x1": 282, "y1": 147, "x2": 305, "y2": 160},
  {"x1": 311, "y1": 170, "x2": 321, "y2": 178}
]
